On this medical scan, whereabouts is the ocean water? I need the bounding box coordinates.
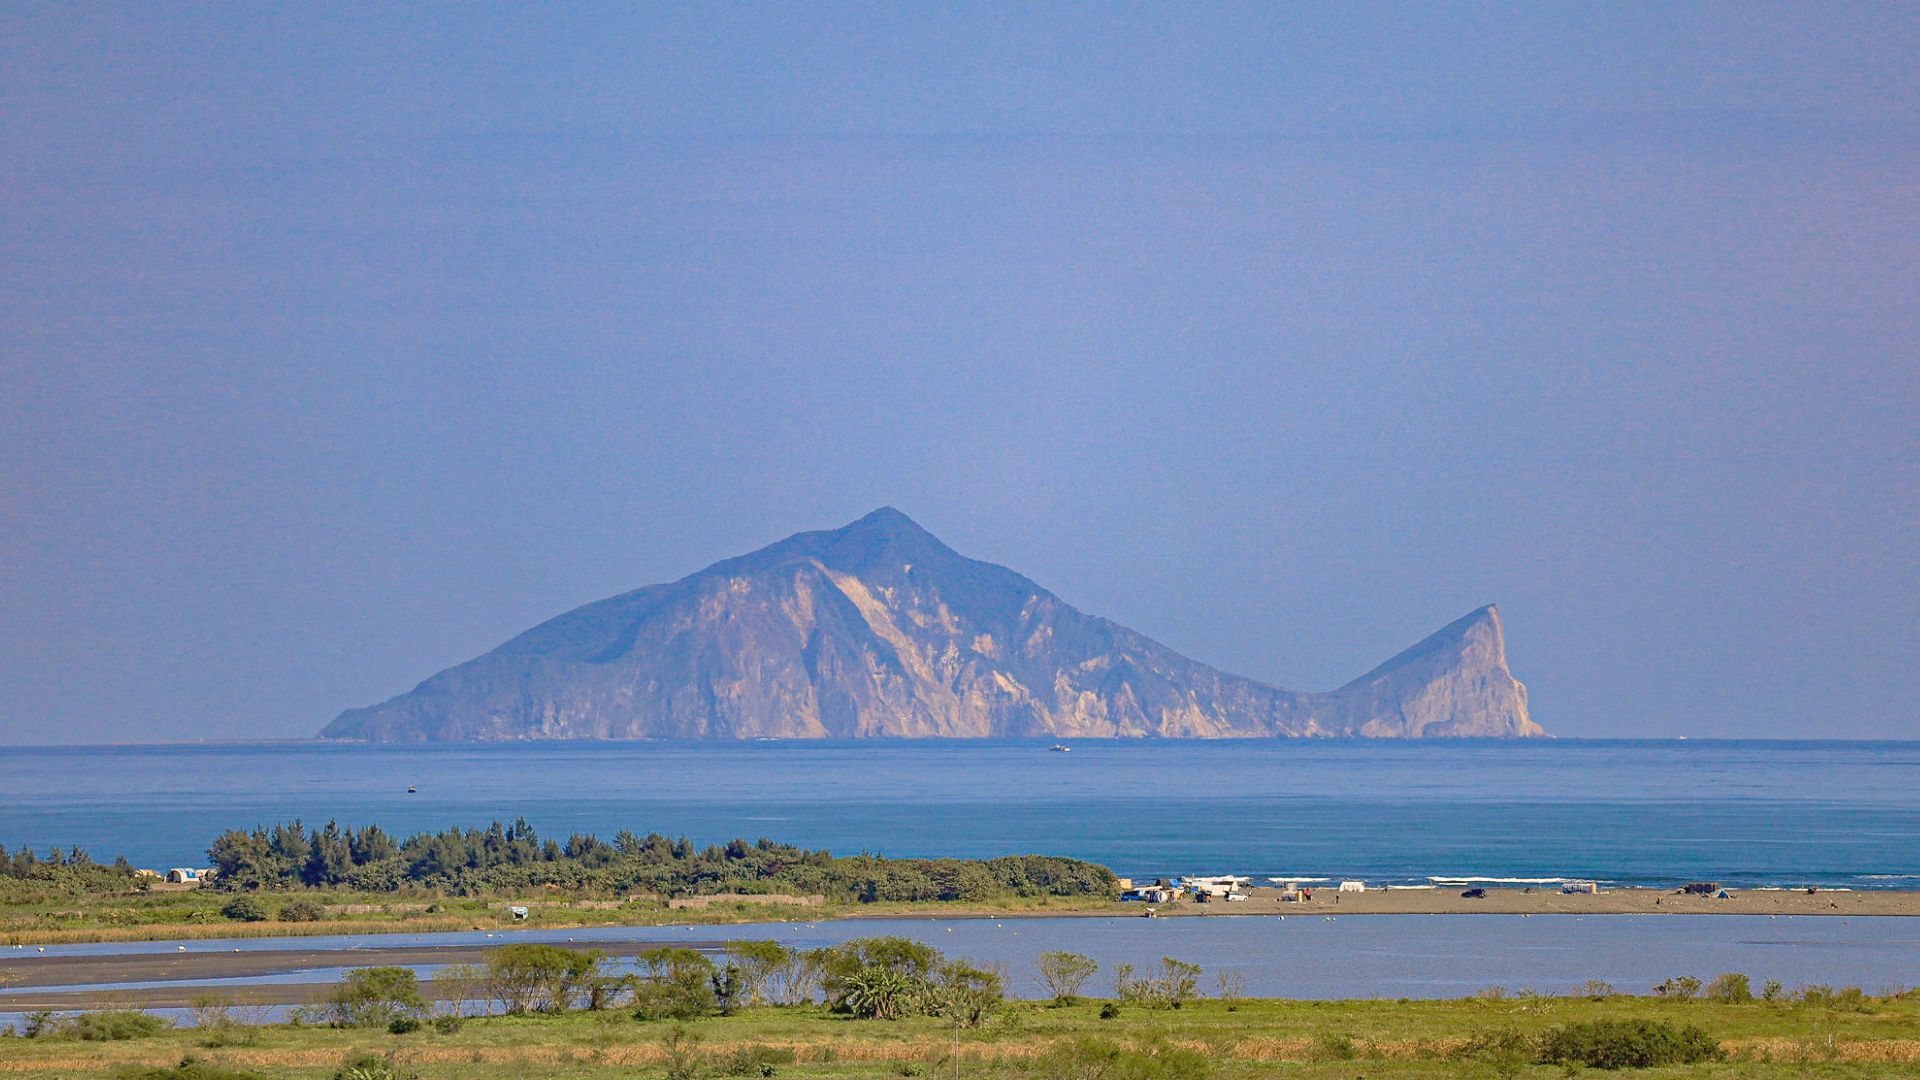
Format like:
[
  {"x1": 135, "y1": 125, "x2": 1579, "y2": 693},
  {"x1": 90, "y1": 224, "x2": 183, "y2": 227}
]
[{"x1": 3, "y1": 739, "x2": 1917, "y2": 889}]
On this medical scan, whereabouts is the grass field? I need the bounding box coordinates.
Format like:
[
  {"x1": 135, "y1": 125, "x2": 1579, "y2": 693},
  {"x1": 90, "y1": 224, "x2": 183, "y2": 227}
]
[{"x1": 4, "y1": 992, "x2": 1919, "y2": 1078}]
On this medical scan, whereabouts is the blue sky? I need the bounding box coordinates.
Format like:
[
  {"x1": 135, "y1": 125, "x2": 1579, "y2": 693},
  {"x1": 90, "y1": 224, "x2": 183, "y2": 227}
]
[{"x1": 2, "y1": 4, "x2": 1915, "y2": 742}]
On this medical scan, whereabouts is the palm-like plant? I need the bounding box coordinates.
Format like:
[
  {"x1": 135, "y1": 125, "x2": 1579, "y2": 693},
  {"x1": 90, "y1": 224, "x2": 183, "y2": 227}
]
[{"x1": 839, "y1": 967, "x2": 922, "y2": 1020}]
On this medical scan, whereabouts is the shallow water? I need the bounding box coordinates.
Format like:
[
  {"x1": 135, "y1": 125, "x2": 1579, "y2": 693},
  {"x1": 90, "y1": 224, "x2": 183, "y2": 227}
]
[{"x1": 4, "y1": 913, "x2": 1917, "y2": 1010}]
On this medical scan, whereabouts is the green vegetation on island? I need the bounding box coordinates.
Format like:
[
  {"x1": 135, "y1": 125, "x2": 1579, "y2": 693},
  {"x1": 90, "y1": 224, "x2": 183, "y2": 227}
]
[
  {"x1": 202, "y1": 819, "x2": 1117, "y2": 903},
  {"x1": 0, "y1": 824, "x2": 1120, "y2": 945}
]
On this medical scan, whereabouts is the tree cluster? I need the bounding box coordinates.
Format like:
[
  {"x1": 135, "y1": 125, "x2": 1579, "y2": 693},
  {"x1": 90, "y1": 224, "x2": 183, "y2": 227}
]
[
  {"x1": 0, "y1": 844, "x2": 141, "y2": 894},
  {"x1": 203, "y1": 819, "x2": 1117, "y2": 903}
]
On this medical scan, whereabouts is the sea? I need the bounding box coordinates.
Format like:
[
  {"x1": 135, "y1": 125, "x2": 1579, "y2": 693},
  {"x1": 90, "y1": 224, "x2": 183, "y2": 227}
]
[{"x1": 4, "y1": 738, "x2": 1917, "y2": 890}]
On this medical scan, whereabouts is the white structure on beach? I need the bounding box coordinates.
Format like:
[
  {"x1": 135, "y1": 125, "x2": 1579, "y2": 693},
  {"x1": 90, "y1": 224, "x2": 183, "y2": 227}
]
[
  {"x1": 1338, "y1": 880, "x2": 1367, "y2": 893},
  {"x1": 1181, "y1": 875, "x2": 1251, "y2": 897}
]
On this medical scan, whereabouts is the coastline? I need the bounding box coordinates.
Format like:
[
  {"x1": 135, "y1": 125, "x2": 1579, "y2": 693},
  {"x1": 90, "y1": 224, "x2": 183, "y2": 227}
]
[
  {"x1": 5, "y1": 885, "x2": 1919, "y2": 952},
  {"x1": 1140, "y1": 885, "x2": 1920, "y2": 919}
]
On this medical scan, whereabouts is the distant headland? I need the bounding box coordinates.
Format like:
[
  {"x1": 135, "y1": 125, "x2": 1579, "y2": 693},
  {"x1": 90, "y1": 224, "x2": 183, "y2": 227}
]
[{"x1": 323, "y1": 508, "x2": 1541, "y2": 742}]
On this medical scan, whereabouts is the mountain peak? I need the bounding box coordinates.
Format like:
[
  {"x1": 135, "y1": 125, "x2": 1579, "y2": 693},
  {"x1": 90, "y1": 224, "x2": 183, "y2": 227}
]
[
  {"x1": 841, "y1": 505, "x2": 929, "y2": 538},
  {"x1": 1328, "y1": 603, "x2": 1538, "y2": 737},
  {"x1": 322, "y1": 519, "x2": 1542, "y2": 741}
]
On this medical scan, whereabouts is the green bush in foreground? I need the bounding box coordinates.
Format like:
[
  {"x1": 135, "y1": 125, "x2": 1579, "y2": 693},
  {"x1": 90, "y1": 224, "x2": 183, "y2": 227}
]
[
  {"x1": 632, "y1": 946, "x2": 717, "y2": 1020},
  {"x1": 59, "y1": 1010, "x2": 174, "y2": 1041},
  {"x1": 486, "y1": 942, "x2": 608, "y2": 1014},
  {"x1": 109, "y1": 1056, "x2": 265, "y2": 1080},
  {"x1": 278, "y1": 897, "x2": 327, "y2": 922},
  {"x1": 1029, "y1": 1036, "x2": 1211, "y2": 1080},
  {"x1": 332, "y1": 1052, "x2": 413, "y2": 1080},
  {"x1": 219, "y1": 895, "x2": 267, "y2": 922},
  {"x1": 313, "y1": 966, "x2": 428, "y2": 1028},
  {"x1": 1537, "y1": 1018, "x2": 1720, "y2": 1069}
]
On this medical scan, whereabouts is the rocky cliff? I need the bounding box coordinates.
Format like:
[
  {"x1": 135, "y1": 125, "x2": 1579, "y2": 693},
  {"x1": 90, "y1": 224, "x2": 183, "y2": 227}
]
[{"x1": 322, "y1": 508, "x2": 1542, "y2": 741}]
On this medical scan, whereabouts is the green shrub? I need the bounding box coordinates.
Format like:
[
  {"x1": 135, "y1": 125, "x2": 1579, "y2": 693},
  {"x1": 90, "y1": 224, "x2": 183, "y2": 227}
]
[
  {"x1": 1794, "y1": 984, "x2": 1871, "y2": 1011},
  {"x1": 220, "y1": 895, "x2": 267, "y2": 922},
  {"x1": 332, "y1": 1052, "x2": 413, "y2": 1080},
  {"x1": 1537, "y1": 1019, "x2": 1719, "y2": 1069},
  {"x1": 1112, "y1": 957, "x2": 1202, "y2": 1009},
  {"x1": 20, "y1": 1011, "x2": 57, "y2": 1038},
  {"x1": 1098, "y1": 1002, "x2": 1121, "y2": 1020},
  {"x1": 717, "y1": 1045, "x2": 797, "y2": 1077},
  {"x1": 1453, "y1": 1026, "x2": 1534, "y2": 1063},
  {"x1": 926, "y1": 959, "x2": 1006, "y2": 1028},
  {"x1": 62, "y1": 1011, "x2": 172, "y2": 1041},
  {"x1": 1314, "y1": 1032, "x2": 1358, "y2": 1061},
  {"x1": 110, "y1": 1056, "x2": 267, "y2": 1080},
  {"x1": 318, "y1": 967, "x2": 429, "y2": 1028},
  {"x1": 385, "y1": 1016, "x2": 420, "y2": 1034},
  {"x1": 632, "y1": 947, "x2": 717, "y2": 1020},
  {"x1": 1036, "y1": 951, "x2": 1099, "y2": 1004},
  {"x1": 279, "y1": 898, "x2": 327, "y2": 922},
  {"x1": 661, "y1": 1026, "x2": 702, "y2": 1080},
  {"x1": 1705, "y1": 972, "x2": 1752, "y2": 1003},
  {"x1": 836, "y1": 966, "x2": 923, "y2": 1020},
  {"x1": 1028, "y1": 1036, "x2": 1210, "y2": 1080},
  {"x1": 1653, "y1": 975, "x2": 1701, "y2": 1001},
  {"x1": 485, "y1": 942, "x2": 606, "y2": 1013},
  {"x1": 430, "y1": 1014, "x2": 463, "y2": 1034}
]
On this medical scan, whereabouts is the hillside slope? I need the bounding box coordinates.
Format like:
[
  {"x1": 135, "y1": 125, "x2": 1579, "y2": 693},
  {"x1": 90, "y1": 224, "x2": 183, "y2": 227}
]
[{"x1": 323, "y1": 508, "x2": 1541, "y2": 741}]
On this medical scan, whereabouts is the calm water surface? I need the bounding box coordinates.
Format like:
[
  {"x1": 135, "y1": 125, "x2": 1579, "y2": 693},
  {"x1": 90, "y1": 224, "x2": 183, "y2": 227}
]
[
  {"x1": 4, "y1": 739, "x2": 1916, "y2": 889},
  {"x1": 3, "y1": 914, "x2": 1917, "y2": 1007}
]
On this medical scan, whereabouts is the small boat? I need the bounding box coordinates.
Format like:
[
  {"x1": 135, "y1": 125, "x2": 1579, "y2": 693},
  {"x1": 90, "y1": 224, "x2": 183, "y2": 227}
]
[
  {"x1": 406, "y1": 786, "x2": 417, "y2": 794},
  {"x1": 1048, "y1": 744, "x2": 1071, "y2": 753}
]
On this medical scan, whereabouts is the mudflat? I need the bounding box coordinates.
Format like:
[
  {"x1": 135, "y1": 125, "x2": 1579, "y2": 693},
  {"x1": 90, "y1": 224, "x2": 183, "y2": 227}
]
[{"x1": 0, "y1": 939, "x2": 722, "y2": 992}]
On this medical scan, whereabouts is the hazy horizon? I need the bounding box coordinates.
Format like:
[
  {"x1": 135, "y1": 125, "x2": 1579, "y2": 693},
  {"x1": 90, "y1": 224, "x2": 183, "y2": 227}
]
[{"x1": 3, "y1": 7, "x2": 1916, "y2": 743}]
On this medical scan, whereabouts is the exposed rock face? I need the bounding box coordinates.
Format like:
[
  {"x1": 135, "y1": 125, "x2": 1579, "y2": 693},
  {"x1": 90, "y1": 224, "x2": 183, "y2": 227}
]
[
  {"x1": 1317, "y1": 606, "x2": 1540, "y2": 738},
  {"x1": 322, "y1": 508, "x2": 1541, "y2": 741}
]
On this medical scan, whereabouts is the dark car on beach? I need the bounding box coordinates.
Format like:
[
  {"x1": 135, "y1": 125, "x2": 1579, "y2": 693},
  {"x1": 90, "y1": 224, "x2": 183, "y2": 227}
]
[{"x1": 1461, "y1": 887, "x2": 1488, "y2": 899}]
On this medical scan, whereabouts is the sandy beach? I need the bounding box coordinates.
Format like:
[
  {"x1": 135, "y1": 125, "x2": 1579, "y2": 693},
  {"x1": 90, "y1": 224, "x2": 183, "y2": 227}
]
[{"x1": 1153, "y1": 885, "x2": 1920, "y2": 918}]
